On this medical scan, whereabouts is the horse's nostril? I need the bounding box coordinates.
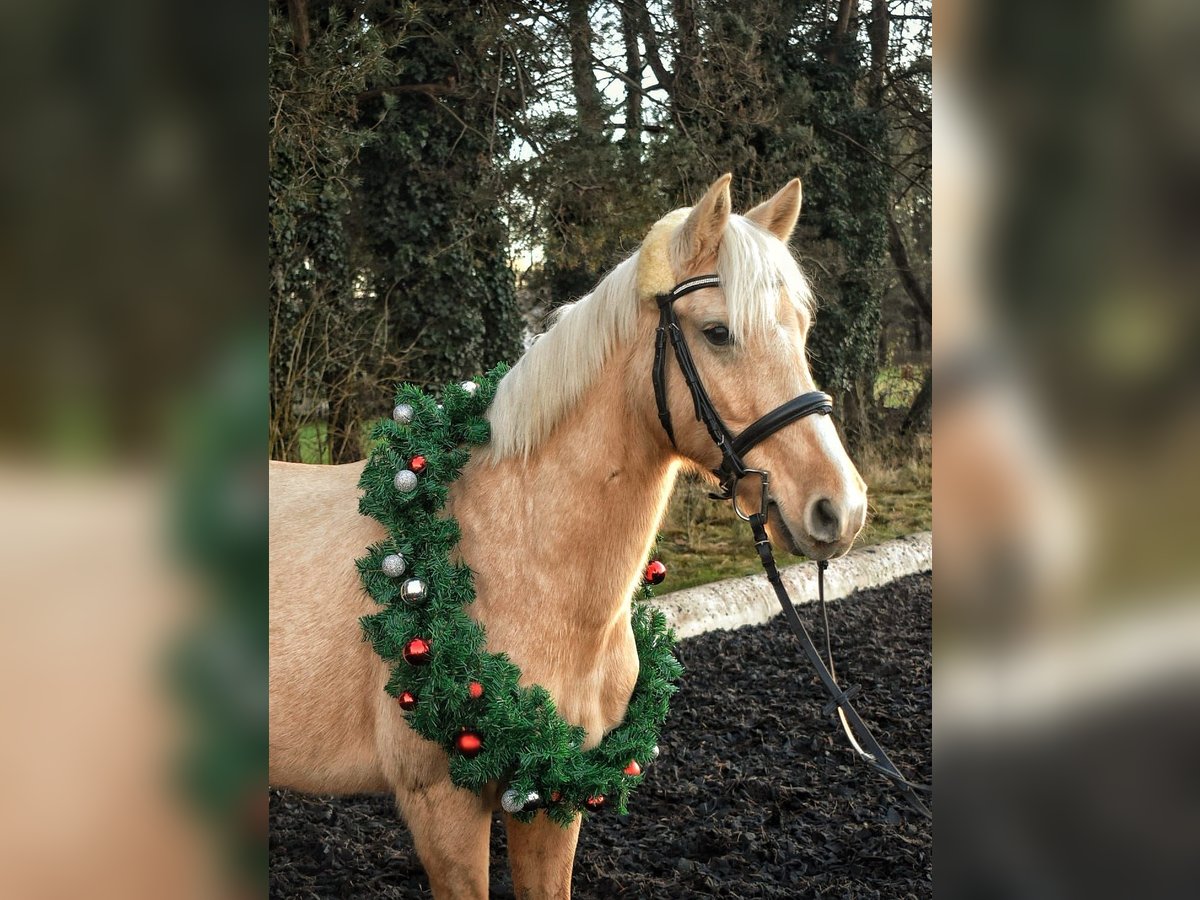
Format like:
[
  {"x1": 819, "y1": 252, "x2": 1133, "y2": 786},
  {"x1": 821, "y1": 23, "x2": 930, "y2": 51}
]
[{"x1": 811, "y1": 498, "x2": 840, "y2": 541}]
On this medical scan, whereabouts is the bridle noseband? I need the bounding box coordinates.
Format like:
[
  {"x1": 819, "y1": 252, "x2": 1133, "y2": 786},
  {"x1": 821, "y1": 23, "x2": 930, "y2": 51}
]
[{"x1": 653, "y1": 274, "x2": 932, "y2": 819}]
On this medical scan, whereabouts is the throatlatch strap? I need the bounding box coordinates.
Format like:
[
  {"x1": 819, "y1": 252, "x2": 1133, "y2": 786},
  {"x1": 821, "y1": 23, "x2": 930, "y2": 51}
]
[{"x1": 749, "y1": 514, "x2": 932, "y2": 819}]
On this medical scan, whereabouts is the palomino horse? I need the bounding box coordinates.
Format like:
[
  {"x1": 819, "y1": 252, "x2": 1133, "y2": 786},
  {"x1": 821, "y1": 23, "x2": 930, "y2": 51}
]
[{"x1": 269, "y1": 174, "x2": 868, "y2": 898}]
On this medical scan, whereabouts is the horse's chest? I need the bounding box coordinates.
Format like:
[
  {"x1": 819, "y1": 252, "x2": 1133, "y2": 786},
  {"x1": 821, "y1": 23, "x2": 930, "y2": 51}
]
[
  {"x1": 558, "y1": 628, "x2": 640, "y2": 748},
  {"x1": 481, "y1": 607, "x2": 640, "y2": 748}
]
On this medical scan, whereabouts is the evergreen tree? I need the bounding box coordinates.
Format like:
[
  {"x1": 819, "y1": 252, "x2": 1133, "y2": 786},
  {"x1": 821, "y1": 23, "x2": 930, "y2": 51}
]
[{"x1": 353, "y1": 2, "x2": 529, "y2": 395}]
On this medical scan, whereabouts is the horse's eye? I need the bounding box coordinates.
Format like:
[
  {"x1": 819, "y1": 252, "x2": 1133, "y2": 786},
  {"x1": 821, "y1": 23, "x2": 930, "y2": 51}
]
[{"x1": 703, "y1": 324, "x2": 732, "y2": 346}]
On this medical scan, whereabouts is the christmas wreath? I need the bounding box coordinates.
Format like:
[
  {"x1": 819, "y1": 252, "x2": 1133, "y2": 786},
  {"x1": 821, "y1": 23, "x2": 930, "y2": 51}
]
[{"x1": 357, "y1": 364, "x2": 683, "y2": 825}]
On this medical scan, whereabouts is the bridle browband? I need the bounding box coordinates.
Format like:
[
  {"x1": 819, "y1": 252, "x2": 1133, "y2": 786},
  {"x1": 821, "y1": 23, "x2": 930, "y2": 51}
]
[{"x1": 653, "y1": 274, "x2": 931, "y2": 819}]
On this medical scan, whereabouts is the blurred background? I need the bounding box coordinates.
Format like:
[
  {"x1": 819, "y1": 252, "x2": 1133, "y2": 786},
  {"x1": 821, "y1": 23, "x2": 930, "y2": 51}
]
[
  {"x1": 0, "y1": 0, "x2": 1196, "y2": 897},
  {"x1": 936, "y1": 0, "x2": 1200, "y2": 896},
  {"x1": 0, "y1": 0, "x2": 264, "y2": 897}
]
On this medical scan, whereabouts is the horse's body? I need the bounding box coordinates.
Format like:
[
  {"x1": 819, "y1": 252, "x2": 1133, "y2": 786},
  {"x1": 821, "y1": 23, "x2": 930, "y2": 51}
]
[{"x1": 269, "y1": 176, "x2": 867, "y2": 898}]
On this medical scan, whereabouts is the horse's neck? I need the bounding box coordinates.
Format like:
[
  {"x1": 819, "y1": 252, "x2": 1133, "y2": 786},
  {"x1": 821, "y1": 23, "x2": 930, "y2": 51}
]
[{"x1": 455, "y1": 358, "x2": 676, "y2": 636}]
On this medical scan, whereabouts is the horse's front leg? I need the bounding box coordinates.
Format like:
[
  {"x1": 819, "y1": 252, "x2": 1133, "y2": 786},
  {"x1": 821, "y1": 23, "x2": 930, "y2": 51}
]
[
  {"x1": 504, "y1": 812, "x2": 581, "y2": 899},
  {"x1": 396, "y1": 780, "x2": 492, "y2": 899}
]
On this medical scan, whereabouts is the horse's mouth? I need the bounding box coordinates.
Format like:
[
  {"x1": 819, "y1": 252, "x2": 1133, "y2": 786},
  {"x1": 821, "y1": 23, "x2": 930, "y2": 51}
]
[{"x1": 767, "y1": 500, "x2": 839, "y2": 561}]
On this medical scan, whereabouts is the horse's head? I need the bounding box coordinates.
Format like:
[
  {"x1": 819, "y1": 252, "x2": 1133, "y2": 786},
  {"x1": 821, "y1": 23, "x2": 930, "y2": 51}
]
[{"x1": 642, "y1": 174, "x2": 867, "y2": 559}]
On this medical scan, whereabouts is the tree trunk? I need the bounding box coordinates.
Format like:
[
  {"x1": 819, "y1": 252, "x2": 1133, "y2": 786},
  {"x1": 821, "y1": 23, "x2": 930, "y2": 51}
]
[
  {"x1": 901, "y1": 368, "x2": 932, "y2": 434},
  {"x1": 632, "y1": 0, "x2": 673, "y2": 95},
  {"x1": 840, "y1": 382, "x2": 873, "y2": 451},
  {"x1": 671, "y1": 0, "x2": 700, "y2": 124},
  {"x1": 566, "y1": 0, "x2": 605, "y2": 135},
  {"x1": 868, "y1": 0, "x2": 889, "y2": 96},
  {"x1": 828, "y1": 0, "x2": 856, "y2": 66},
  {"x1": 286, "y1": 0, "x2": 310, "y2": 56},
  {"x1": 619, "y1": 0, "x2": 643, "y2": 159},
  {"x1": 886, "y1": 205, "x2": 931, "y2": 323}
]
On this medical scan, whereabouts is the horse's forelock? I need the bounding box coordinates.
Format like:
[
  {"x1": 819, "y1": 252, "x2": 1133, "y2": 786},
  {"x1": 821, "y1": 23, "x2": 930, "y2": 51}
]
[{"x1": 715, "y1": 215, "x2": 814, "y2": 340}]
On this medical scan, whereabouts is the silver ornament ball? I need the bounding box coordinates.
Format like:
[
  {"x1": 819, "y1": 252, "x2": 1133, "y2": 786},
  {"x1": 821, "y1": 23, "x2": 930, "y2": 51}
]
[
  {"x1": 651, "y1": 744, "x2": 661, "y2": 760},
  {"x1": 381, "y1": 554, "x2": 406, "y2": 578},
  {"x1": 394, "y1": 469, "x2": 418, "y2": 493},
  {"x1": 400, "y1": 578, "x2": 427, "y2": 604},
  {"x1": 501, "y1": 788, "x2": 540, "y2": 814},
  {"x1": 461, "y1": 380, "x2": 478, "y2": 396},
  {"x1": 392, "y1": 403, "x2": 414, "y2": 425}
]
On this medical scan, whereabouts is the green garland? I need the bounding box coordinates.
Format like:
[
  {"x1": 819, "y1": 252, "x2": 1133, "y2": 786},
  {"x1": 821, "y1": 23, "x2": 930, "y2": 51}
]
[{"x1": 357, "y1": 365, "x2": 683, "y2": 825}]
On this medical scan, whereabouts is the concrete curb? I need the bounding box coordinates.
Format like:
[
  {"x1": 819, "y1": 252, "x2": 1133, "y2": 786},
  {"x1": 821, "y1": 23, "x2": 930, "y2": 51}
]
[{"x1": 648, "y1": 532, "x2": 932, "y2": 639}]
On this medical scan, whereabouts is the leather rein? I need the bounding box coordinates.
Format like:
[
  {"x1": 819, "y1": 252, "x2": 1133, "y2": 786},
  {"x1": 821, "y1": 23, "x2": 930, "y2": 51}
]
[{"x1": 654, "y1": 274, "x2": 932, "y2": 819}]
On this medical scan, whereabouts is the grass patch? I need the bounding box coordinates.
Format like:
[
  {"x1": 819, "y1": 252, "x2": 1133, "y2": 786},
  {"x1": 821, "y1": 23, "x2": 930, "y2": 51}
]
[
  {"x1": 297, "y1": 422, "x2": 331, "y2": 464},
  {"x1": 296, "y1": 420, "x2": 383, "y2": 464},
  {"x1": 657, "y1": 445, "x2": 930, "y2": 592}
]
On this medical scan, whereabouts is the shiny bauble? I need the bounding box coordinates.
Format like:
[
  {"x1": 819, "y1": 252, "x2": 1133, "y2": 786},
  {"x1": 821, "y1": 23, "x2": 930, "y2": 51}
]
[
  {"x1": 461, "y1": 381, "x2": 478, "y2": 395},
  {"x1": 467, "y1": 681, "x2": 484, "y2": 699},
  {"x1": 584, "y1": 795, "x2": 606, "y2": 810},
  {"x1": 501, "y1": 788, "x2": 540, "y2": 814},
  {"x1": 409, "y1": 455, "x2": 427, "y2": 474},
  {"x1": 398, "y1": 691, "x2": 417, "y2": 711},
  {"x1": 400, "y1": 578, "x2": 427, "y2": 604},
  {"x1": 644, "y1": 560, "x2": 667, "y2": 585},
  {"x1": 381, "y1": 553, "x2": 406, "y2": 578},
  {"x1": 402, "y1": 638, "x2": 431, "y2": 665},
  {"x1": 393, "y1": 469, "x2": 418, "y2": 493},
  {"x1": 456, "y1": 730, "x2": 483, "y2": 758},
  {"x1": 623, "y1": 760, "x2": 642, "y2": 777},
  {"x1": 392, "y1": 403, "x2": 414, "y2": 425}
]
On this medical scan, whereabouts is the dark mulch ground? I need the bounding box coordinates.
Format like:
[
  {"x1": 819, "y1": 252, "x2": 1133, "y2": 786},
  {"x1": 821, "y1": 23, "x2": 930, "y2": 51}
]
[{"x1": 270, "y1": 572, "x2": 931, "y2": 898}]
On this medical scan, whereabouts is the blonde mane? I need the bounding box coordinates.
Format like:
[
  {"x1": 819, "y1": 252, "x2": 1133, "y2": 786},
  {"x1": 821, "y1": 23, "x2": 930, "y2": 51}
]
[{"x1": 485, "y1": 214, "x2": 814, "y2": 460}]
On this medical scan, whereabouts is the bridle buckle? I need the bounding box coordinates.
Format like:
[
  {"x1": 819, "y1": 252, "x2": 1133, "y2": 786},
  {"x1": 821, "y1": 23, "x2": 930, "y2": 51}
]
[{"x1": 730, "y1": 468, "x2": 771, "y2": 522}]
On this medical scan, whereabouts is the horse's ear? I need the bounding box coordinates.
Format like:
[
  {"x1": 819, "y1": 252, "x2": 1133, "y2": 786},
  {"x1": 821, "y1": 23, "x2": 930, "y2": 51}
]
[
  {"x1": 675, "y1": 173, "x2": 732, "y2": 266},
  {"x1": 745, "y1": 178, "x2": 802, "y2": 242}
]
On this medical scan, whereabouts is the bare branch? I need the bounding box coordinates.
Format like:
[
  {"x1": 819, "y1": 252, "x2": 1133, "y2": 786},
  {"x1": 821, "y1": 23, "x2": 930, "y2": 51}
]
[
  {"x1": 886, "y1": 205, "x2": 931, "y2": 322},
  {"x1": 356, "y1": 81, "x2": 459, "y2": 103},
  {"x1": 625, "y1": 0, "x2": 674, "y2": 93}
]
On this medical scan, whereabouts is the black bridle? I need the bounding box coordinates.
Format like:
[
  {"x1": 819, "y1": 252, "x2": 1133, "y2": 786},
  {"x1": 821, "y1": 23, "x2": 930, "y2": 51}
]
[
  {"x1": 654, "y1": 274, "x2": 932, "y2": 819},
  {"x1": 653, "y1": 274, "x2": 834, "y2": 512}
]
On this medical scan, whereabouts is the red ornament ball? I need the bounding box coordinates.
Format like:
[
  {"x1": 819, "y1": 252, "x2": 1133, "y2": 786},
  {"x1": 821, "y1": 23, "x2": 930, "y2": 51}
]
[
  {"x1": 398, "y1": 691, "x2": 417, "y2": 711},
  {"x1": 584, "y1": 795, "x2": 606, "y2": 810},
  {"x1": 403, "y1": 638, "x2": 431, "y2": 665},
  {"x1": 409, "y1": 455, "x2": 427, "y2": 474},
  {"x1": 467, "y1": 681, "x2": 484, "y2": 699},
  {"x1": 456, "y1": 730, "x2": 483, "y2": 758},
  {"x1": 644, "y1": 560, "x2": 667, "y2": 585},
  {"x1": 623, "y1": 760, "x2": 642, "y2": 777}
]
